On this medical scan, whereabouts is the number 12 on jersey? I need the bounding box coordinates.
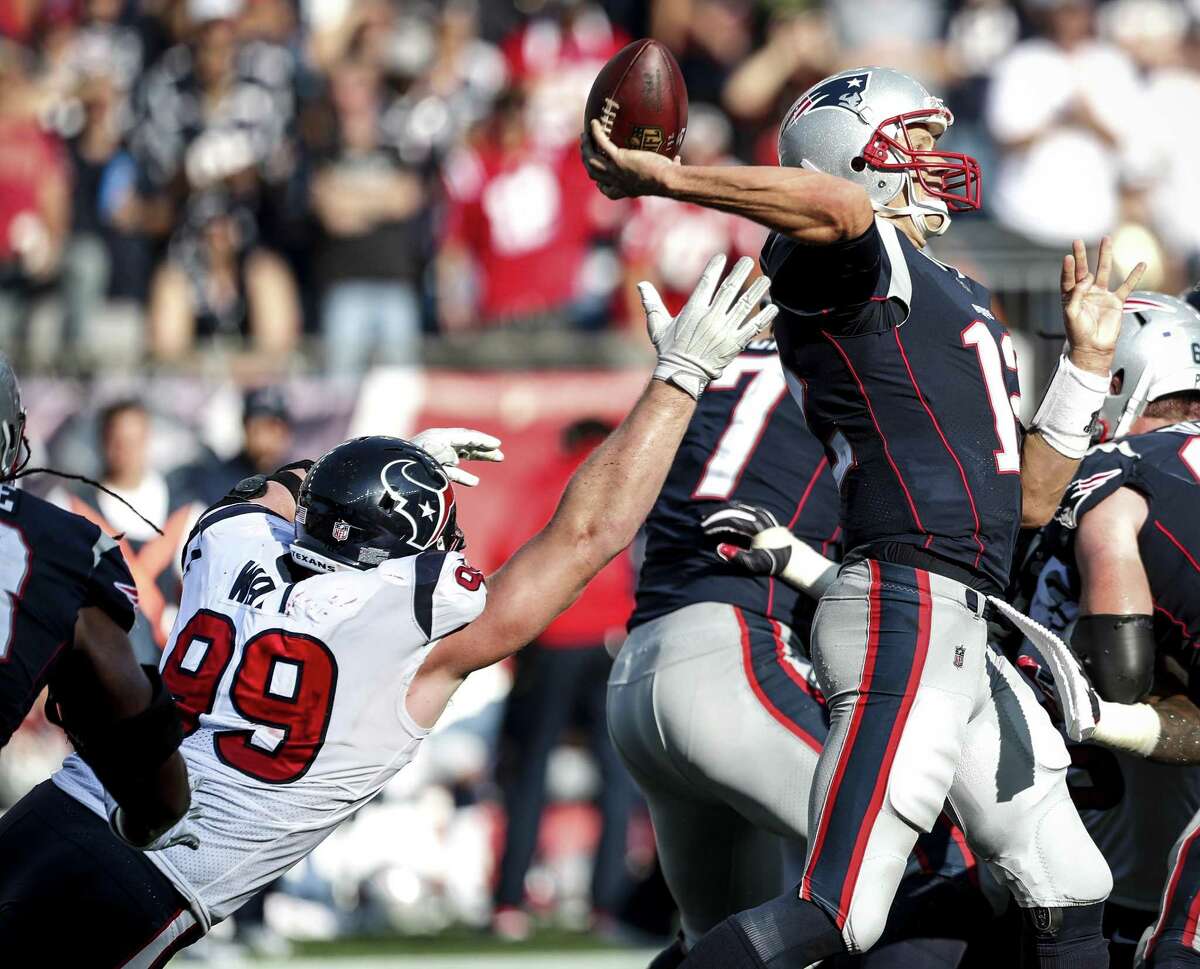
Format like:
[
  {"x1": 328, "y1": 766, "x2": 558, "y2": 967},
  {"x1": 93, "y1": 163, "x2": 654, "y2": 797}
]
[{"x1": 962, "y1": 321, "x2": 1022, "y2": 474}]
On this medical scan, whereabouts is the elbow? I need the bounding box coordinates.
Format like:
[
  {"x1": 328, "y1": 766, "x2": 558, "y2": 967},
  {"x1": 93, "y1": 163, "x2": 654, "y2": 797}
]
[
  {"x1": 1074, "y1": 614, "x2": 1157, "y2": 705},
  {"x1": 1020, "y1": 489, "x2": 1056, "y2": 528},
  {"x1": 567, "y1": 517, "x2": 633, "y2": 575},
  {"x1": 807, "y1": 179, "x2": 873, "y2": 243},
  {"x1": 1021, "y1": 500, "x2": 1056, "y2": 529}
]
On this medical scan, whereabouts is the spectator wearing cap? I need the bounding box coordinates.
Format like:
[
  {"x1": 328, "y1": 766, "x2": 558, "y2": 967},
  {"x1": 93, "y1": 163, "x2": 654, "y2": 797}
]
[
  {"x1": 169, "y1": 384, "x2": 294, "y2": 506},
  {"x1": 986, "y1": 0, "x2": 1141, "y2": 247}
]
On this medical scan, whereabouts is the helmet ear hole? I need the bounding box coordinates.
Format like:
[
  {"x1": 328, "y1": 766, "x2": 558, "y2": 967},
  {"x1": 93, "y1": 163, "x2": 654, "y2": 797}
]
[{"x1": 850, "y1": 156, "x2": 867, "y2": 172}]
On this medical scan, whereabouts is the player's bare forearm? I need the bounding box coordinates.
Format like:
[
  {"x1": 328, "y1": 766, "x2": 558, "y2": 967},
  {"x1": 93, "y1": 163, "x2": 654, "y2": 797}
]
[
  {"x1": 657, "y1": 163, "x2": 873, "y2": 243},
  {"x1": 1146, "y1": 694, "x2": 1200, "y2": 765},
  {"x1": 113, "y1": 752, "x2": 192, "y2": 846},
  {"x1": 457, "y1": 379, "x2": 691, "y2": 667},
  {"x1": 408, "y1": 380, "x2": 696, "y2": 723},
  {"x1": 1019, "y1": 432, "x2": 1082, "y2": 527},
  {"x1": 583, "y1": 120, "x2": 871, "y2": 243},
  {"x1": 68, "y1": 607, "x2": 191, "y2": 837}
]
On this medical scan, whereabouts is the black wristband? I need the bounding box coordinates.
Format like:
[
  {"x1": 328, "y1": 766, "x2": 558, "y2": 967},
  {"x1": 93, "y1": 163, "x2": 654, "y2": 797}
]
[
  {"x1": 1072, "y1": 614, "x2": 1156, "y2": 704},
  {"x1": 76, "y1": 667, "x2": 184, "y2": 797},
  {"x1": 267, "y1": 459, "x2": 314, "y2": 502}
]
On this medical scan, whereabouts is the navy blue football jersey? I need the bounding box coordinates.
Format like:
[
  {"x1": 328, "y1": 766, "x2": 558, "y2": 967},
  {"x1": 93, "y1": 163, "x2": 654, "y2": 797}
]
[
  {"x1": 0, "y1": 484, "x2": 138, "y2": 747},
  {"x1": 1045, "y1": 423, "x2": 1200, "y2": 674},
  {"x1": 630, "y1": 339, "x2": 841, "y2": 632},
  {"x1": 762, "y1": 217, "x2": 1023, "y2": 593}
]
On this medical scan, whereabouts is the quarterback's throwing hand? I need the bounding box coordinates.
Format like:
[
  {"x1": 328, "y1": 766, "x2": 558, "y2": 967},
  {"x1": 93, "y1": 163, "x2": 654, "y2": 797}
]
[
  {"x1": 581, "y1": 119, "x2": 677, "y2": 200},
  {"x1": 1061, "y1": 236, "x2": 1146, "y2": 376},
  {"x1": 410, "y1": 427, "x2": 504, "y2": 488},
  {"x1": 643, "y1": 254, "x2": 778, "y2": 399}
]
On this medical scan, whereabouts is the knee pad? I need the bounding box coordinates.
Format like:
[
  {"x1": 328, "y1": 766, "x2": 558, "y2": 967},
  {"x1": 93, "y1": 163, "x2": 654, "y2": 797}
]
[
  {"x1": 994, "y1": 794, "x2": 1112, "y2": 907},
  {"x1": 1030, "y1": 798, "x2": 1112, "y2": 905}
]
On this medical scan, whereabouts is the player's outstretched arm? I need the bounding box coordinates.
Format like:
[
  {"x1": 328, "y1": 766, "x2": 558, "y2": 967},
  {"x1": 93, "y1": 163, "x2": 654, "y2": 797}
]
[
  {"x1": 1020, "y1": 237, "x2": 1146, "y2": 526},
  {"x1": 1072, "y1": 486, "x2": 1200, "y2": 763},
  {"x1": 582, "y1": 120, "x2": 873, "y2": 244},
  {"x1": 54, "y1": 607, "x2": 193, "y2": 847},
  {"x1": 407, "y1": 256, "x2": 778, "y2": 727}
]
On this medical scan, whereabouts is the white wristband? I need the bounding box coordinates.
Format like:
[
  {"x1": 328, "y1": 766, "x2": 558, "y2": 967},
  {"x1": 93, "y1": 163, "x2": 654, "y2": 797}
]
[
  {"x1": 753, "y1": 527, "x2": 839, "y2": 597},
  {"x1": 653, "y1": 357, "x2": 708, "y2": 400},
  {"x1": 1091, "y1": 699, "x2": 1162, "y2": 757},
  {"x1": 1030, "y1": 354, "x2": 1110, "y2": 459}
]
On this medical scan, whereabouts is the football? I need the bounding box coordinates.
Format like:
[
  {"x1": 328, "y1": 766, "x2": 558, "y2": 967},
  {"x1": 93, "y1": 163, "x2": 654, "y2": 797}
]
[{"x1": 584, "y1": 38, "x2": 688, "y2": 157}]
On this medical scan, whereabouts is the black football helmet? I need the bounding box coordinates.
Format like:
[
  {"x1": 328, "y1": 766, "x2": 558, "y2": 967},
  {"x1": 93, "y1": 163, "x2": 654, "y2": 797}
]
[{"x1": 291, "y1": 436, "x2": 463, "y2": 574}]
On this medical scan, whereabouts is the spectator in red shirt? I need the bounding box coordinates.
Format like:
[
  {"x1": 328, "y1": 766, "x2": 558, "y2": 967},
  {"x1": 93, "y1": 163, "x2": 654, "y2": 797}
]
[
  {"x1": 617, "y1": 104, "x2": 765, "y2": 326},
  {"x1": 438, "y1": 88, "x2": 603, "y2": 330},
  {"x1": 0, "y1": 41, "x2": 69, "y2": 356},
  {"x1": 492, "y1": 417, "x2": 638, "y2": 940},
  {"x1": 501, "y1": 2, "x2": 626, "y2": 150}
]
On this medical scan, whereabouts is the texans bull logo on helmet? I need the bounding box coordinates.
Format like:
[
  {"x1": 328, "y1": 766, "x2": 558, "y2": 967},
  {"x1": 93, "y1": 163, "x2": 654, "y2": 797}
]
[
  {"x1": 782, "y1": 71, "x2": 871, "y2": 132},
  {"x1": 381, "y1": 458, "x2": 455, "y2": 551}
]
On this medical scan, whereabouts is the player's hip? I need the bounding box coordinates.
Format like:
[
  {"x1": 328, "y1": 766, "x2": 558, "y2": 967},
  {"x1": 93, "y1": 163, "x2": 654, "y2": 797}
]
[
  {"x1": 608, "y1": 602, "x2": 825, "y2": 817},
  {"x1": 811, "y1": 558, "x2": 991, "y2": 704}
]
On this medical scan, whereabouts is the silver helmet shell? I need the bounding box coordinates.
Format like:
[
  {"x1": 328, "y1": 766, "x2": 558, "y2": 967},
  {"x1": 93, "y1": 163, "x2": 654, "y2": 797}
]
[
  {"x1": 1098, "y1": 292, "x2": 1200, "y2": 440},
  {"x1": 777, "y1": 67, "x2": 981, "y2": 237},
  {"x1": 0, "y1": 354, "x2": 25, "y2": 480}
]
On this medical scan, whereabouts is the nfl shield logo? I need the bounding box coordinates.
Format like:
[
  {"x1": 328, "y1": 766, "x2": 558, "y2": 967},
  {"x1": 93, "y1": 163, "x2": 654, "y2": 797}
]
[{"x1": 332, "y1": 520, "x2": 351, "y2": 542}]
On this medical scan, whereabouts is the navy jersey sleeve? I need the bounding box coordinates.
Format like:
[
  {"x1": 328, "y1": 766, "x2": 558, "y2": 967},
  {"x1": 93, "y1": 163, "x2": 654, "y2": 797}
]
[
  {"x1": 1054, "y1": 443, "x2": 1145, "y2": 532},
  {"x1": 84, "y1": 532, "x2": 138, "y2": 633},
  {"x1": 761, "y1": 220, "x2": 907, "y2": 332}
]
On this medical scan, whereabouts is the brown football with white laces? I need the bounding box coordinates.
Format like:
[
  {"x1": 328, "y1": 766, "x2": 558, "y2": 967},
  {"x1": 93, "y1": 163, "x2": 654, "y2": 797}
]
[{"x1": 584, "y1": 38, "x2": 688, "y2": 157}]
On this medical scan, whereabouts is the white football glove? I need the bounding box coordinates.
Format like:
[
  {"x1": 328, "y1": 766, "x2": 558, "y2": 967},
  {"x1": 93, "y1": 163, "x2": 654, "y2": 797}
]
[
  {"x1": 410, "y1": 427, "x2": 504, "y2": 487},
  {"x1": 642, "y1": 254, "x2": 779, "y2": 399},
  {"x1": 987, "y1": 596, "x2": 1099, "y2": 743},
  {"x1": 104, "y1": 774, "x2": 205, "y2": 852}
]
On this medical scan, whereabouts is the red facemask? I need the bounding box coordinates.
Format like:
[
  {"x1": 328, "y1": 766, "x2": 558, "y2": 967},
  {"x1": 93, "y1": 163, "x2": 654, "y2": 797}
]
[{"x1": 861, "y1": 108, "x2": 983, "y2": 212}]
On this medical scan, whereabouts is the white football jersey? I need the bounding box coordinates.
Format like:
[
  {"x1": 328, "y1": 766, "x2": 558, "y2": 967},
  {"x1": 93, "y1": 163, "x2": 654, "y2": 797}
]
[{"x1": 54, "y1": 504, "x2": 485, "y2": 930}]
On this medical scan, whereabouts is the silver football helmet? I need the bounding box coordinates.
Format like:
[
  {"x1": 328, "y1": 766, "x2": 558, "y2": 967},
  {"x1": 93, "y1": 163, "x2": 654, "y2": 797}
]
[
  {"x1": 777, "y1": 67, "x2": 981, "y2": 238},
  {"x1": 1098, "y1": 292, "x2": 1200, "y2": 440},
  {"x1": 0, "y1": 354, "x2": 25, "y2": 480}
]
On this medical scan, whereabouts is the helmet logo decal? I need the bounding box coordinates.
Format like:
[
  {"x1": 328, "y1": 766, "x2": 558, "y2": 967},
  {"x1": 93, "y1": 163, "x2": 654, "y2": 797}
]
[
  {"x1": 332, "y1": 520, "x2": 350, "y2": 542},
  {"x1": 783, "y1": 71, "x2": 871, "y2": 132},
  {"x1": 380, "y1": 458, "x2": 453, "y2": 550}
]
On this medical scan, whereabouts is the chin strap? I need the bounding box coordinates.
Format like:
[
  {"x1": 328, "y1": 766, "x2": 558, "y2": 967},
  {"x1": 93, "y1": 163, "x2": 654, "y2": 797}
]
[{"x1": 874, "y1": 175, "x2": 952, "y2": 239}]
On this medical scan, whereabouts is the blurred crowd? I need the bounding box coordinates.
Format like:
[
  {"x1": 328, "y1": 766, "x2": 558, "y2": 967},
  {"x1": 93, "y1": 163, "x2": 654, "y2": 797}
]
[
  {"x1": 0, "y1": 0, "x2": 1197, "y2": 376},
  {"x1": 5, "y1": 0, "x2": 1200, "y2": 957}
]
